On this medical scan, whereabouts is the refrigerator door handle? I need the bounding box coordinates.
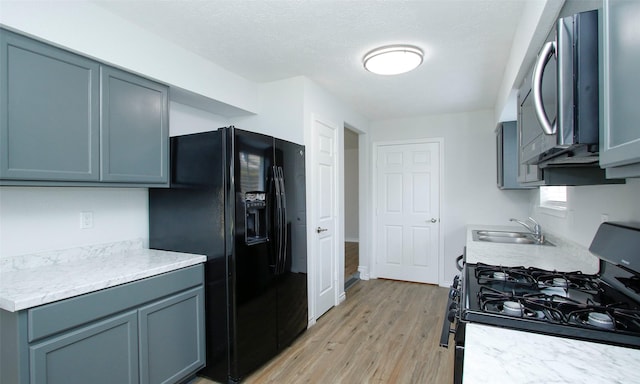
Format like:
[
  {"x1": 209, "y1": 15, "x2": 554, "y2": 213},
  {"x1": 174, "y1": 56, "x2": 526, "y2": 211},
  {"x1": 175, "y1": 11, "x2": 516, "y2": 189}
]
[
  {"x1": 277, "y1": 167, "x2": 288, "y2": 275},
  {"x1": 272, "y1": 165, "x2": 283, "y2": 274},
  {"x1": 273, "y1": 166, "x2": 283, "y2": 275}
]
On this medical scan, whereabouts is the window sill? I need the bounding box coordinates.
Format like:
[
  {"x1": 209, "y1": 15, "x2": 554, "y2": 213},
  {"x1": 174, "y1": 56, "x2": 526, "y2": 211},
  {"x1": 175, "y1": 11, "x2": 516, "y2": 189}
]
[{"x1": 538, "y1": 205, "x2": 568, "y2": 218}]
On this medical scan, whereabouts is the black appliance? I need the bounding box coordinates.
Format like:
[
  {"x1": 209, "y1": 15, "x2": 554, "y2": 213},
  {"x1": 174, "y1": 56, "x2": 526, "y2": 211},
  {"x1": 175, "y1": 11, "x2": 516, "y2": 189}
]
[
  {"x1": 149, "y1": 127, "x2": 308, "y2": 383},
  {"x1": 441, "y1": 222, "x2": 640, "y2": 384},
  {"x1": 518, "y1": 9, "x2": 599, "y2": 166}
]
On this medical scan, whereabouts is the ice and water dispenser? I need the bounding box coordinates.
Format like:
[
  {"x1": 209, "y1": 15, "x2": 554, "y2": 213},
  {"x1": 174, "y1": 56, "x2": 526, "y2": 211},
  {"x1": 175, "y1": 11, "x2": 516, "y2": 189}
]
[{"x1": 245, "y1": 192, "x2": 267, "y2": 245}]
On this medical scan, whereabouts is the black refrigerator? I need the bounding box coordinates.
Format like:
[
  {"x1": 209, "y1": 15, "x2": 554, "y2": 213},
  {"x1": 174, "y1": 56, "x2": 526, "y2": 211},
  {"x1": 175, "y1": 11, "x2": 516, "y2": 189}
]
[{"x1": 149, "y1": 127, "x2": 308, "y2": 383}]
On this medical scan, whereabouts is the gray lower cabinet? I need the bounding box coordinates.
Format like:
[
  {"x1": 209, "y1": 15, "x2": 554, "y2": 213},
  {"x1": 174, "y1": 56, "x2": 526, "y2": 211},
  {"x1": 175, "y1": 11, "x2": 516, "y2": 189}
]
[
  {"x1": 139, "y1": 288, "x2": 205, "y2": 384},
  {"x1": 30, "y1": 311, "x2": 139, "y2": 384},
  {"x1": 0, "y1": 28, "x2": 169, "y2": 186},
  {"x1": 0, "y1": 265, "x2": 205, "y2": 384},
  {"x1": 599, "y1": 0, "x2": 640, "y2": 178}
]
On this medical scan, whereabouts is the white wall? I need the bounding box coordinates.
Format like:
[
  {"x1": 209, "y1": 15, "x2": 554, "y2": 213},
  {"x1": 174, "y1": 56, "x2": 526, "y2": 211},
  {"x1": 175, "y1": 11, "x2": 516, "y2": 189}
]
[
  {"x1": 530, "y1": 179, "x2": 640, "y2": 248},
  {"x1": 0, "y1": 0, "x2": 258, "y2": 115},
  {"x1": 170, "y1": 102, "x2": 229, "y2": 137},
  {"x1": 344, "y1": 148, "x2": 359, "y2": 242},
  {"x1": 0, "y1": 187, "x2": 148, "y2": 258},
  {"x1": 0, "y1": 1, "x2": 251, "y2": 259},
  {"x1": 369, "y1": 110, "x2": 531, "y2": 284},
  {"x1": 234, "y1": 77, "x2": 306, "y2": 144}
]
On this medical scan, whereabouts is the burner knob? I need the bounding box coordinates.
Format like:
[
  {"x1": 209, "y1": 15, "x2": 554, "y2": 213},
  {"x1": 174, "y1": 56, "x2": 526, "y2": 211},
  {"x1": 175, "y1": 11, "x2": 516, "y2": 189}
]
[
  {"x1": 449, "y1": 289, "x2": 459, "y2": 299},
  {"x1": 447, "y1": 308, "x2": 458, "y2": 322}
]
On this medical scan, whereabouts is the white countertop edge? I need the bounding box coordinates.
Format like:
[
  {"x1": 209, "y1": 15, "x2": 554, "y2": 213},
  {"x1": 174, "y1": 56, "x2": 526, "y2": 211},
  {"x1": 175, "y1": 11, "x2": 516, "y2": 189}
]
[
  {"x1": 0, "y1": 250, "x2": 206, "y2": 312},
  {"x1": 6, "y1": 259, "x2": 206, "y2": 312},
  {"x1": 463, "y1": 323, "x2": 640, "y2": 383}
]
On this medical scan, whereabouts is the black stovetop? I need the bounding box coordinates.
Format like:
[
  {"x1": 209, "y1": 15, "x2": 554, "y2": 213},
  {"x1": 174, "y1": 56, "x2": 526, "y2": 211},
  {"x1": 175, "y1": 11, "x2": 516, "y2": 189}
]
[{"x1": 461, "y1": 262, "x2": 640, "y2": 348}]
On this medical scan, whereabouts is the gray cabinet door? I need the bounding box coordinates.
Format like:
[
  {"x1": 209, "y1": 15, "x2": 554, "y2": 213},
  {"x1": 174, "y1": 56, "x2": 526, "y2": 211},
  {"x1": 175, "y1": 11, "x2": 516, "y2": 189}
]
[
  {"x1": 498, "y1": 122, "x2": 533, "y2": 189},
  {"x1": 138, "y1": 287, "x2": 205, "y2": 384},
  {"x1": 101, "y1": 66, "x2": 168, "y2": 184},
  {"x1": 600, "y1": 0, "x2": 640, "y2": 172},
  {"x1": 29, "y1": 310, "x2": 138, "y2": 384},
  {"x1": 0, "y1": 29, "x2": 100, "y2": 181}
]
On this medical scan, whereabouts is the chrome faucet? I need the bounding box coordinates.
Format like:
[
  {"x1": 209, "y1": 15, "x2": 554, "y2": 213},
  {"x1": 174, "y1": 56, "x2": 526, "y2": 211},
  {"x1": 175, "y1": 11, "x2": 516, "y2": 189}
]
[{"x1": 510, "y1": 217, "x2": 544, "y2": 244}]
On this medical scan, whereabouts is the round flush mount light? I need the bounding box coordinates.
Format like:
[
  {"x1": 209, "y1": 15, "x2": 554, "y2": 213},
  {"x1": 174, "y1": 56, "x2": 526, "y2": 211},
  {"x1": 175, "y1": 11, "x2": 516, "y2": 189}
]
[{"x1": 363, "y1": 45, "x2": 424, "y2": 75}]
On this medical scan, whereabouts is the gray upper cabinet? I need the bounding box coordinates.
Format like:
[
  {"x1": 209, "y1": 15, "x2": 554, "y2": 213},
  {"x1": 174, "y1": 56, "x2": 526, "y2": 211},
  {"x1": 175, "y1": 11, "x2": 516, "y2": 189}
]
[
  {"x1": 600, "y1": 0, "x2": 640, "y2": 178},
  {"x1": 497, "y1": 121, "x2": 533, "y2": 189},
  {"x1": 0, "y1": 29, "x2": 100, "y2": 181},
  {"x1": 101, "y1": 66, "x2": 168, "y2": 183},
  {"x1": 0, "y1": 28, "x2": 169, "y2": 186}
]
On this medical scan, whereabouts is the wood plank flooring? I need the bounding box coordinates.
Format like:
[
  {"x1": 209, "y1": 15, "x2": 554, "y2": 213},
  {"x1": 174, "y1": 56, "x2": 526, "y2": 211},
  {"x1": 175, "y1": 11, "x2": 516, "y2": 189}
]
[
  {"x1": 345, "y1": 241, "x2": 359, "y2": 279},
  {"x1": 193, "y1": 279, "x2": 454, "y2": 384}
]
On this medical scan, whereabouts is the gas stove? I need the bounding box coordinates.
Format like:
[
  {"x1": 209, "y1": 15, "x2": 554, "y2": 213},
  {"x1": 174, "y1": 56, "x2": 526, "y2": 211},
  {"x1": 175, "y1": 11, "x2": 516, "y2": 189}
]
[
  {"x1": 462, "y1": 261, "x2": 640, "y2": 348},
  {"x1": 441, "y1": 222, "x2": 640, "y2": 384}
]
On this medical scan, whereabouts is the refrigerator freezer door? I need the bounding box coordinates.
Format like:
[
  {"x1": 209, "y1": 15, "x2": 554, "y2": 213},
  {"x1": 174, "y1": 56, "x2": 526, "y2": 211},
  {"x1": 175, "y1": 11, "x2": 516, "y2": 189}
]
[
  {"x1": 149, "y1": 130, "x2": 229, "y2": 382},
  {"x1": 228, "y1": 129, "x2": 278, "y2": 381}
]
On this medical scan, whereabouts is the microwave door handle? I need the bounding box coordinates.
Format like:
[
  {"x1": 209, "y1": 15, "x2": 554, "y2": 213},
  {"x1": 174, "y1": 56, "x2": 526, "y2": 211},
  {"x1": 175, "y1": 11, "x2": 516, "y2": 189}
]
[
  {"x1": 532, "y1": 40, "x2": 557, "y2": 135},
  {"x1": 556, "y1": 16, "x2": 573, "y2": 146}
]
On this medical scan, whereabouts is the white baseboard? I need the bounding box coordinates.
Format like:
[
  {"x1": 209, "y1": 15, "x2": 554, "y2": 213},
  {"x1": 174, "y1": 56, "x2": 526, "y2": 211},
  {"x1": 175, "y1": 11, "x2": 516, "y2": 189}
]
[
  {"x1": 440, "y1": 280, "x2": 453, "y2": 288},
  {"x1": 357, "y1": 266, "x2": 370, "y2": 280},
  {"x1": 338, "y1": 291, "x2": 346, "y2": 304},
  {"x1": 344, "y1": 238, "x2": 359, "y2": 243}
]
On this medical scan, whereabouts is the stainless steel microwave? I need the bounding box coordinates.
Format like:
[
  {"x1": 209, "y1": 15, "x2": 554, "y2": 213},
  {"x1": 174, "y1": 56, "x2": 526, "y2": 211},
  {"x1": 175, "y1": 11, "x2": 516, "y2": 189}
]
[{"x1": 518, "y1": 9, "x2": 599, "y2": 166}]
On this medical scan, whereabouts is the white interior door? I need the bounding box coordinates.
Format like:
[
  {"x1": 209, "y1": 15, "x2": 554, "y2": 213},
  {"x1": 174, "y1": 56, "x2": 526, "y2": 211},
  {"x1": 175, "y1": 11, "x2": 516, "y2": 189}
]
[
  {"x1": 375, "y1": 141, "x2": 440, "y2": 284},
  {"x1": 314, "y1": 118, "x2": 337, "y2": 318}
]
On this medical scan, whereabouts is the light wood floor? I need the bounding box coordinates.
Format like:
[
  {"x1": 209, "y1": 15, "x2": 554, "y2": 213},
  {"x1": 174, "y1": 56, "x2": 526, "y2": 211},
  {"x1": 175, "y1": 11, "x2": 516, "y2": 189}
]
[
  {"x1": 345, "y1": 241, "x2": 359, "y2": 279},
  {"x1": 193, "y1": 279, "x2": 454, "y2": 384}
]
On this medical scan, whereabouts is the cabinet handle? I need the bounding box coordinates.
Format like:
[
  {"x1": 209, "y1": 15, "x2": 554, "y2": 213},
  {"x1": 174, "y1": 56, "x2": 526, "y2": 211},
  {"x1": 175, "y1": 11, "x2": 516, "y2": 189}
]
[{"x1": 316, "y1": 227, "x2": 328, "y2": 233}]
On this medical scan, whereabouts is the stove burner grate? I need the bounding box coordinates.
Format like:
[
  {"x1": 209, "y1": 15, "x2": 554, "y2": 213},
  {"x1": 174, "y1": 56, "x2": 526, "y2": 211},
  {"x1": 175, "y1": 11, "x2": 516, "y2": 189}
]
[
  {"x1": 475, "y1": 264, "x2": 537, "y2": 288},
  {"x1": 478, "y1": 287, "x2": 567, "y2": 322}
]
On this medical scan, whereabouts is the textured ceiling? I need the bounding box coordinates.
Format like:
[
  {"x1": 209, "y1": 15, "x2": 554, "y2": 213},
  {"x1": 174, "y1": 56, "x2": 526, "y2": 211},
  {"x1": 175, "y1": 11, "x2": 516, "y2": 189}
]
[{"x1": 93, "y1": 0, "x2": 527, "y2": 121}]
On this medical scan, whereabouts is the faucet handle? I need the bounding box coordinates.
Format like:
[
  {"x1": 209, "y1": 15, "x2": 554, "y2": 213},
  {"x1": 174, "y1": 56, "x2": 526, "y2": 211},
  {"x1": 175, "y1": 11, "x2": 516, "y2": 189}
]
[{"x1": 527, "y1": 217, "x2": 541, "y2": 234}]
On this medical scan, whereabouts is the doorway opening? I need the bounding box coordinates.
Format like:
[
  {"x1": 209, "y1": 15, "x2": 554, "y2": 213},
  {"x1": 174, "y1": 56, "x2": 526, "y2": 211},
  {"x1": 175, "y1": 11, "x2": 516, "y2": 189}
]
[{"x1": 344, "y1": 127, "x2": 359, "y2": 290}]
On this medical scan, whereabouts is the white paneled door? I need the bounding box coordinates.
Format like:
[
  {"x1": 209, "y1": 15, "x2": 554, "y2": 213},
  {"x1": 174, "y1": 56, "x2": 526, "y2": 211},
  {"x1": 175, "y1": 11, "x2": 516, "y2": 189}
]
[
  {"x1": 314, "y1": 117, "x2": 337, "y2": 319},
  {"x1": 375, "y1": 141, "x2": 441, "y2": 284}
]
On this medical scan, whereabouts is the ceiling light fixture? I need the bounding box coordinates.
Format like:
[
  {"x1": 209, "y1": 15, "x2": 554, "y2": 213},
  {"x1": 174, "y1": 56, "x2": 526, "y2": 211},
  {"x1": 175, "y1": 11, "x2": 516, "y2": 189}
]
[{"x1": 363, "y1": 45, "x2": 424, "y2": 75}]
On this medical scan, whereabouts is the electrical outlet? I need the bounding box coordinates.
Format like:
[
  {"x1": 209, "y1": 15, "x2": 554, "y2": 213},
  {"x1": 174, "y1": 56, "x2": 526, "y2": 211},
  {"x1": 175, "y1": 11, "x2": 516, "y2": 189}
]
[
  {"x1": 80, "y1": 211, "x2": 94, "y2": 229},
  {"x1": 600, "y1": 214, "x2": 609, "y2": 223}
]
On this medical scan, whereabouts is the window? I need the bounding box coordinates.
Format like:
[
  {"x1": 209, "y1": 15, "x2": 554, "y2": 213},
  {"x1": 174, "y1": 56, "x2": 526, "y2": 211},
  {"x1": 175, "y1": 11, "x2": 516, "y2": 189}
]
[{"x1": 539, "y1": 186, "x2": 567, "y2": 210}]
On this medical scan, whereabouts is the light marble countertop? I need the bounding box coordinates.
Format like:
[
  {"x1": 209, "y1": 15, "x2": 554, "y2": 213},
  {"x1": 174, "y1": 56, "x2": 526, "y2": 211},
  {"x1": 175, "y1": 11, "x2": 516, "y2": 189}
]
[
  {"x1": 0, "y1": 244, "x2": 206, "y2": 312},
  {"x1": 465, "y1": 224, "x2": 600, "y2": 274},
  {"x1": 463, "y1": 323, "x2": 640, "y2": 384}
]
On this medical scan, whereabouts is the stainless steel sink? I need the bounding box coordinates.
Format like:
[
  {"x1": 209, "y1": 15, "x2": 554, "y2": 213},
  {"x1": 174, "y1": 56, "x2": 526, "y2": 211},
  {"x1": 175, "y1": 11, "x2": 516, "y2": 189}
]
[
  {"x1": 476, "y1": 235, "x2": 537, "y2": 244},
  {"x1": 472, "y1": 230, "x2": 554, "y2": 246},
  {"x1": 475, "y1": 230, "x2": 529, "y2": 238}
]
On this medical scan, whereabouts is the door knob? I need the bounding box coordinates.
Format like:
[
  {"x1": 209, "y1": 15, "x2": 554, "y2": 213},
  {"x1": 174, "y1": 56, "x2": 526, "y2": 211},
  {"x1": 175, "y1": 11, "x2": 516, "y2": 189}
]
[
  {"x1": 316, "y1": 227, "x2": 328, "y2": 233},
  {"x1": 430, "y1": 218, "x2": 438, "y2": 223}
]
